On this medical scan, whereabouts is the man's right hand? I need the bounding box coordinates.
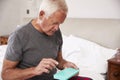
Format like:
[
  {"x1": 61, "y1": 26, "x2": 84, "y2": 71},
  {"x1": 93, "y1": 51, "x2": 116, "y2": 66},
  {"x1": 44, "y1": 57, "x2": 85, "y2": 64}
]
[{"x1": 33, "y1": 58, "x2": 58, "y2": 75}]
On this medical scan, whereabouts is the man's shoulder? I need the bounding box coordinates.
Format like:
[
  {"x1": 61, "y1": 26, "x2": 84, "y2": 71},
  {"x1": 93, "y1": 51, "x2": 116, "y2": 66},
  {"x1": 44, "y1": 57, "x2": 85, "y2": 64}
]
[
  {"x1": 10, "y1": 22, "x2": 32, "y2": 40},
  {"x1": 15, "y1": 22, "x2": 31, "y2": 33}
]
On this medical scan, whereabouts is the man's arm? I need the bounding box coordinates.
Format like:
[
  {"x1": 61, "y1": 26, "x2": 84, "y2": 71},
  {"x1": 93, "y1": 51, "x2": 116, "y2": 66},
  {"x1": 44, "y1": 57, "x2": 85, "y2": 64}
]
[
  {"x1": 56, "y1": 51, "x2": 67, "y2": 70},
  {"x1": 2, "y1": 58, "x2": 58, "y2": 80},
  {"x1": 1, "y1": 59, "x2": 36, "y2": 80},
  {"x1": 56, "y1": 51, "x2": 78, "y2": 70}
]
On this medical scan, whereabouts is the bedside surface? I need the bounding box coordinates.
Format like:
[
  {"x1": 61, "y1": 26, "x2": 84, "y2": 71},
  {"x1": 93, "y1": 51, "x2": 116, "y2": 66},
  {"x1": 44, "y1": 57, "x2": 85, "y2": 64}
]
[{"x1": 107, "y1": 58, "x2": 120, "y2": 80}]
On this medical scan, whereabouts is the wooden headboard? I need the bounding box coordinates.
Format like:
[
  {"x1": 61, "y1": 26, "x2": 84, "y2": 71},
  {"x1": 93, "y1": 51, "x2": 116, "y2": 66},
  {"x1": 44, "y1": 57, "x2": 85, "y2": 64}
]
[
  {"x1": 60, "y1": 18, "x2": 120, "y2": 49},
  {"x1": 0, "y1": 35, "x2": 9, "y2": 45}
]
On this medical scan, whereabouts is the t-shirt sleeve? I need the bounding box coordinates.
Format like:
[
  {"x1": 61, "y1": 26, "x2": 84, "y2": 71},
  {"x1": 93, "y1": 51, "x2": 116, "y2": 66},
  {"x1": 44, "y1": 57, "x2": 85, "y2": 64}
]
[{"x1": 5, "y1": 32, "x2": 23, "y2": 61}]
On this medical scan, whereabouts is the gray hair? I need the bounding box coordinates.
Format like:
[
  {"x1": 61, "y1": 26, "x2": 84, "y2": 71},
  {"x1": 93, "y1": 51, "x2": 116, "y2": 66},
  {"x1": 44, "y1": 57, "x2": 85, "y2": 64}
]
[{"x1": 38, "y1": 0, "x2": 68, "y2": 17}]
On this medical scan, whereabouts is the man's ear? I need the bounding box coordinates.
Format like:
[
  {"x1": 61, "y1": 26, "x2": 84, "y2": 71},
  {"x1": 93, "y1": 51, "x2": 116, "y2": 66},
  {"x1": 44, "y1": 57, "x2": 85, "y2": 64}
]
[{"x1": 39, "y1": 10, "x2": 45, "y2": 19}]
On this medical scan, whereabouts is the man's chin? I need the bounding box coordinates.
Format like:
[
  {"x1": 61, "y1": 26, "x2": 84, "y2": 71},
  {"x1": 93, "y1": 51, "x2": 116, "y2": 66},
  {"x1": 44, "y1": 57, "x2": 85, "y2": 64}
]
[{"x1": 46, "y1": 32, "x2": 54, "y2": 36}]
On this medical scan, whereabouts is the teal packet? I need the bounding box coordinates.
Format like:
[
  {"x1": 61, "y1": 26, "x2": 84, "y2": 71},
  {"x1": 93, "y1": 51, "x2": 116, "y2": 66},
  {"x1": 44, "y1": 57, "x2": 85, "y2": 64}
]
[{"x1": 54, "y1": 68, "x2": 79, "y2": 80}]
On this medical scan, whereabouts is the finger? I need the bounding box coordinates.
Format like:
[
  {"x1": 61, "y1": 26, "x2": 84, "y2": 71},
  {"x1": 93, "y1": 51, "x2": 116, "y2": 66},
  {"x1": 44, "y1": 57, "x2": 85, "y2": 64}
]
[
  {"x1": 43, "y1": 58, "x2": 58, "y2": 66},
  {"x1": 66, "y1": 62, "x2": 78, "y2": 69},
  {"x1": 40, "y1": 67, "x2": 50, "y2": 74},
  {"x1": 43, "y1": 61, "x2": 57, "y2": 70},
  {"x1": 34, "y1": 66, "x2": 50, "y2": 75},
  {"x1": 43, "y1": 68, "x2": 50, "y2": 73},
  {"x1": 43, "y1": 63, "x2": 53, "y2": 70},
  {"x1": 44, "y1": 58, "x2": 59, "y2": 68},
  {"x1": 47, "y1": 58, "x2": 59, "y2": 66},
  {"x1": 71, "y1": 63, "x2": 78, "y2": 69},
  {"x1": 39, "y1": 58, "x2": 59, "y2": 71}
]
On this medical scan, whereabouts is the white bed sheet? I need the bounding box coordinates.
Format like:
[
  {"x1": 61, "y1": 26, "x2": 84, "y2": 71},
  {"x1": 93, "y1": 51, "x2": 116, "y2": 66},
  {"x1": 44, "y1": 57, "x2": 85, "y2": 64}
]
[
  {"x1": 0, "y1": 45, "x2": 7, "y2": 80},
  {"x1": 62, "y1": 35, "x2": 116, "y2": 80}
]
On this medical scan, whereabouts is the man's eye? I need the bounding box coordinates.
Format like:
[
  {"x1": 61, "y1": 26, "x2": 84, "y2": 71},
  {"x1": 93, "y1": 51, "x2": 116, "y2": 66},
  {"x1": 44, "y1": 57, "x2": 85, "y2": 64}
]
[{"x1": 53, "y1": 23, "x2": 59, "y2": 25}]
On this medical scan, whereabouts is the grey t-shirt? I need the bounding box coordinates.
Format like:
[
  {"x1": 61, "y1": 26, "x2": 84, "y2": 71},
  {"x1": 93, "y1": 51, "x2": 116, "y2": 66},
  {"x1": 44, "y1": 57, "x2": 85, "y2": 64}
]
[{"x1": 5, "y1": 21, "x2": 63, "y2": 80}]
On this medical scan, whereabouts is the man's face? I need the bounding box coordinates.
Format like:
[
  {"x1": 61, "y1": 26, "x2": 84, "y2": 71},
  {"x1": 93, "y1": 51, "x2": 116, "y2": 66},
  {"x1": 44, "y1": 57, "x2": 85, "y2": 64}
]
[{"x1": 39, "y1": 10, "x2": 66, "y2": 36}]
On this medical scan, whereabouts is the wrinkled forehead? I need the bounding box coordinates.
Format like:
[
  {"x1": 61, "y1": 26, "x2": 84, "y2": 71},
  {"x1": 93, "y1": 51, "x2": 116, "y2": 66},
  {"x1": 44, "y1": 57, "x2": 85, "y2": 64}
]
[{"x1": 48, "y1": 10, "x2": 66, "y2": 23}]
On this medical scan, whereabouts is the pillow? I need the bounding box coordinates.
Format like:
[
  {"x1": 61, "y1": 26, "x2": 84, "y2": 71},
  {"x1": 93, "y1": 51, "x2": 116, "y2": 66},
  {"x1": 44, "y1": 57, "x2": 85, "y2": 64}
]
[
  {"x1": 62, "y1": 34, "x2": 68, "y2": 40},
  {"x1": 62, "y1": 35, "x2": 116, "y2": 74},
  {"x1": 0, "y1": 45, "x2": 7, "y2": 74},
  {"x1": 0, "y1": 45, "x2": 7, "y2": 58}
]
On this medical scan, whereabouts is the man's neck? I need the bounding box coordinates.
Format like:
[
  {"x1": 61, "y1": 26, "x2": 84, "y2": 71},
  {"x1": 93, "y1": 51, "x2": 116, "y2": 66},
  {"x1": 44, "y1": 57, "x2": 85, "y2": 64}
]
[{"x1": 31, "y1": 18, "x2": 43, "y2": 33}]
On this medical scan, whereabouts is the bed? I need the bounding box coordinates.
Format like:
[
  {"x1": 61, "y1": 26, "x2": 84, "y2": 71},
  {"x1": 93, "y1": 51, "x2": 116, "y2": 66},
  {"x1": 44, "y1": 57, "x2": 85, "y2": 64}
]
[
  {"x1": 0, "y1": 18, "x2": 120, "y2": 80},
  {"x1": 0, "y1": 35, "x2": 116, "y2": 80}
]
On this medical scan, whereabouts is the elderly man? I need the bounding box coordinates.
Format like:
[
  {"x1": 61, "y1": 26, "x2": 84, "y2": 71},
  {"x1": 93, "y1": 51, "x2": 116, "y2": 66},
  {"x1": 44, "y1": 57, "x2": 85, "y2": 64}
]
[{"x1": 1, "y1": 0, "x2": 78, "y2": 80}]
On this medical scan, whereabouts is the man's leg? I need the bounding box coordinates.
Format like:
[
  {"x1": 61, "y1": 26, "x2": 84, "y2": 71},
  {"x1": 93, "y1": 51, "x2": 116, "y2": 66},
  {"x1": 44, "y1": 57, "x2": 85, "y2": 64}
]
[{"x1": 69, "y1": 76, "x2": 93, "y2": 80}]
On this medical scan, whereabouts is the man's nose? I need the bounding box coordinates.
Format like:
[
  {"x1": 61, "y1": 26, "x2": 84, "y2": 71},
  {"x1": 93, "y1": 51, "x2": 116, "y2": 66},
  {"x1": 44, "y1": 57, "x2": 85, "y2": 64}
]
[{"x1": 54, "y1": 24, "x2": 59, "y2": 31}]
